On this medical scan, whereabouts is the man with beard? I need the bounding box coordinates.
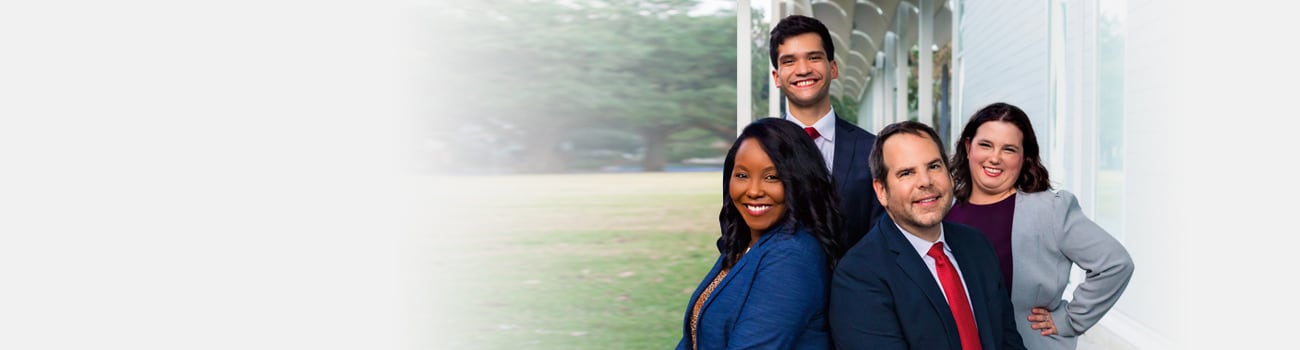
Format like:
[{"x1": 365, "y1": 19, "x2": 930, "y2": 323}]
[{"x1": 828, "y1": 121, "x2": 1025, "y2": 350}]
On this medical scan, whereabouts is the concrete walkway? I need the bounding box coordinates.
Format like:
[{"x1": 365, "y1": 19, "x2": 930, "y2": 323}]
[{"x1": 1077, "y1": 324, "x2": 1138, "y2": 350}]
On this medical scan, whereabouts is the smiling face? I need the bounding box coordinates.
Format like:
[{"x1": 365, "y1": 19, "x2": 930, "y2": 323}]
[
  {"x1": 873, "y1": 132, "x2": 954, "y2": 240},
  {"x1": 729, "y1": 138, "x2": 788, "y2": 237},
  {"x1": 965, "y1": 121, "x2": 1025, "y2": 203},
  {"x1": 771, "y1": 32, "x2": 838, "y2": 113}
]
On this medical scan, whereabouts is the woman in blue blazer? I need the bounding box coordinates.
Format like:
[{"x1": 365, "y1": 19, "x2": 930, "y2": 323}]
[
  {"x1": 946, "y1": 103, "x2": 1135, "y2": 350},
  {"x1": 676, "y1": 117, "x2": 843, "y2": 350}
]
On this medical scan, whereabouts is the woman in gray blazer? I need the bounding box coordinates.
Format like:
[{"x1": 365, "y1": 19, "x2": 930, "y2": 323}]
[{"x1": 945, "y1": 102, "x2": 1134, "y2": 350}]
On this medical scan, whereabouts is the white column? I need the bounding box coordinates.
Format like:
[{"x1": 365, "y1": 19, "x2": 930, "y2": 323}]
[
  {"x1": 894, "y1": 34, "x2": 908, "y2": 123},
  {"x1": 872, "y1": 55, "x2": 886, "y2": 132},
  {"x1": 949, "y1": 0, "x2": 963, "y2": 144},
  {"x1": 737, "y1": 0, "x2": 752, "y2": 136},
  {"x1": 918, "y1": 0, "x2": 934, "y2": 126},
  {"x1": 857, "y1": 79, "x2": 872, "y2": 129},
  {"x1": 1046, "y1": 0, "x2": 1066, "y2": 184},
  {"x1": 883, "y1": 32, "x2": 897, "y2": 125},
  {"x1": 894, "y1": 6, "x2": 910, "y2": 123},
  {"x1": 769, "y1": 0, "x2": 783, "y2": 119}
]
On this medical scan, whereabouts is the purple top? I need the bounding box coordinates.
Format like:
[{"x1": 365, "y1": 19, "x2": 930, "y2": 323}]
[{"x1": 946, "y1": 193, "x2": 1016, "y2": 291}]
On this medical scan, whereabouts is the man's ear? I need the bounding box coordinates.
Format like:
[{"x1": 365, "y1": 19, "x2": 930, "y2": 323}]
[{"x1": 873, "y1": 179, "x2": 888, "y2": 208}]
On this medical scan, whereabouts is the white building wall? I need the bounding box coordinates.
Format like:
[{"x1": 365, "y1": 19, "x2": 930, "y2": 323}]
[
  {"x1": 956, "y1": 0, "x2": 1050, "y2": 152},
  {"x1": 1099, "y1": 0, "x2": 1177, "y2": 347}
]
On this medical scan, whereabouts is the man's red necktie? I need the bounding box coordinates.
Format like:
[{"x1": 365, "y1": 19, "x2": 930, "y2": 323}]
[
  {"x1": 928, "y1": 242, "x2": 982, "y2": 350},
  {"x1": 804, "y1": 127, "x2": 820, "y2": 139}
]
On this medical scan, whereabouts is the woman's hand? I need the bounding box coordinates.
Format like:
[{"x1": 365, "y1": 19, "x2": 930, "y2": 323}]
[{"x1": 1028, "y1": 307, "x2": 1058, "y2": 336}]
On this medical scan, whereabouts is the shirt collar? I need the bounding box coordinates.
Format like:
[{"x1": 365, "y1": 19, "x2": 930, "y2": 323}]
[
  {"x1": 899, "y1": 222, "x2": 948, "y2": 258},
  {"x1": 784, "y1": 109, "x2": 836, "y2": 142}
]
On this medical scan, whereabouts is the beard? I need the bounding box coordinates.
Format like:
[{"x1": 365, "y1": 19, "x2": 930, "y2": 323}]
[
  {"x1": 888, "y1": 193, "x2": 952, "y2": 235},
  {"x1": 897, "y1": 209, "x2": 945, "y2": 230}
]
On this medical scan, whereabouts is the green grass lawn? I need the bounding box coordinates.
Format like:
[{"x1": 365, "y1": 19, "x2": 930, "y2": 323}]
[{"x1": 409, "y1": 172, "x2": 723, "y2": 349}]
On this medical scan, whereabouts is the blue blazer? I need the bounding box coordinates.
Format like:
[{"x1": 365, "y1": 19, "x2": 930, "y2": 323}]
[
  {"x1": 677, "y1": 222, "x2": 832, "y2": 350},
  {"x1": 833, "y1": 118, "x2": 884, "y2": 249},
  {"x1": 828, "y1": 215, "x2": 1026, "y2": 350}
]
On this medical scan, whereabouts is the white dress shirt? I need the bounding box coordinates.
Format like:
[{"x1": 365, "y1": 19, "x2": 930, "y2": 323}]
[
  {"x1": 784, "y1": 109, "x2": 836, "y2": 171},
  {"x1": 899, "y1": 224, "x2": 978, "y2": 318}
]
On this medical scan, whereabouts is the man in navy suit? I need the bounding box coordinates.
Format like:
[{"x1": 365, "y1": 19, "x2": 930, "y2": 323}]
[
  {"x1": 829, "y1": 121, "x2": 1025, "y2": 350},
  {"x1": 769, "y1": 15, "x2": 882, "y2": 249}
]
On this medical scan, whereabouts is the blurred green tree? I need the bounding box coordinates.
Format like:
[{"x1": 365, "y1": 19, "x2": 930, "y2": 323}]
[{"x1": 426, "y1": 0, "x2": 737, "y2": 172}]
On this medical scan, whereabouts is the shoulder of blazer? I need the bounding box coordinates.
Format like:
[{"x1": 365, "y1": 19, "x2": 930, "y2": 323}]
[
  {"x1": 943, "y1": 220, "x2": 980, "y2": 237},
  {"x1": 1015, "y1": 189, "x2": 1077, "y2": 219},
  {"x1": 839, "y1": 217, "x2": 898, "y2": 262},
  {"x1": 943, "y1": 220, "x2": 997, "y2": 255},
  {"x1": 750, "y1": 222, "x2": 823, "y2": 256},
  {"x1": 834, "y1": 118, "x2": 871, "y2": 140},
  {"x1": 833, "y1": 119, "x2": 877, "y2": 163},
  {"x1": 1014, "y1": 189, "x2": 1081, "y2": 249},
  {"x1": 1015, "y1": 189, "x2": 1062, "y2": 204}
]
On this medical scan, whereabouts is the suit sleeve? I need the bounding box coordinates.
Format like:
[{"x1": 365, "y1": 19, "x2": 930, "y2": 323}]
[
  {"x1": 726, "y1": 240, "x2": 829, "y2": 349},
  {"x1": 1051, "y1": 191, "x2": 1135, "y2": 337},
  {"x1": 828, "y1": 254, "x2": 907, "y2": 350}
]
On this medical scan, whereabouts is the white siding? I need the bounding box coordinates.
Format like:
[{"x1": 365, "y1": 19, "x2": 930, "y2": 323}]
[{"x1": 957, "y1": 0, "x2": 1050, "y2": 151}]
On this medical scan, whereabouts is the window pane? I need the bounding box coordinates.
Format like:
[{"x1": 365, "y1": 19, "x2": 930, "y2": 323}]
[{"x1": 1096, "y1": 0, "x2": 1126, "y2": 238}]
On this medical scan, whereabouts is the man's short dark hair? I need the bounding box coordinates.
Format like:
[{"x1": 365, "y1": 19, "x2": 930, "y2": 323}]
[
  {"x1": 769, "y1": 15, "x2": 835, "y2": 69},
  {"x1": 869, "y1": 121, "x2": 949, "y2": 189}
]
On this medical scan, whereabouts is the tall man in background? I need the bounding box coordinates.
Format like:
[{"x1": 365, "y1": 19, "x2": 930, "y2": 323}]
[{"x1": 769, "y1": 15, "x2": 883, "y2": 249}]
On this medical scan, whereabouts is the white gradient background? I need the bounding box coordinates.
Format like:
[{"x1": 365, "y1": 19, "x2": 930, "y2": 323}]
[
  {"x1": 1, "y1": 0, "x2": 1296, "y2": 349},
  {"x1": 1, "y1": 1, "x2": 406, "y2": 349},
  {"x1": 1155, "y1": 1, "x2": 1297, "y2": 347}
]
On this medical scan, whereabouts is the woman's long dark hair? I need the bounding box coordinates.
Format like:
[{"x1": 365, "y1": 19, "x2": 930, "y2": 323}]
[
  {"x1": 950, "y1": 102, "x2": 1053, "y2": 203},
  {"x1": 718, "y1": 117, "x2": 843, "y2": 269}
]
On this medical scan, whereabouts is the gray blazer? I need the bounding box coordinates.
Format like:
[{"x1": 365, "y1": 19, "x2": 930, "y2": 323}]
[{"x1": 1011, "y1": 190, "x2": 1134, "y2": 350}]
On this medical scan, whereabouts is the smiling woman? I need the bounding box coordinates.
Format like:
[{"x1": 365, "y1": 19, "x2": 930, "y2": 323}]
[
  {"x1": 676, "y1": 117, "x2": 842, "y2": 350},
  {"x1": 946, "y1": 102, "x2": 1134, "y2": 350},
  {"x1": 727, "y1": 138, "x2": 787, "y2": 237}
]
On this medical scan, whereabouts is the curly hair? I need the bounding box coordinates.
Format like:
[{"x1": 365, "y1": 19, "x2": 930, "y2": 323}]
[
  {"x1": 949, "y1": 102, "x2": 1052, "y2": 203},
  {"x1": 718, "y1": 117, "x2": 843, "y2": 269}
]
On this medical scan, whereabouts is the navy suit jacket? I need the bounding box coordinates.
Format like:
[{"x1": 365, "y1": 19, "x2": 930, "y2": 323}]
[
  {"x1": 829, "y1": 215, "x2": 1026, "y2": 350},
  {"x1": 677, "y1": 222, "x2": 832, "y2": 350},
  {"x1": 832, "y1": 118, "x2": 883, "y2": 249}
]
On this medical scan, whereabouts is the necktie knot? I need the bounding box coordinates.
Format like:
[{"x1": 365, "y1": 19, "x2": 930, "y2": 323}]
[
  {"x1": 804, "y1": 127, "x2": 820, "y2": 139},
  {"x1": 927, "y1": 242, "x2": 947, "y2": 261}
]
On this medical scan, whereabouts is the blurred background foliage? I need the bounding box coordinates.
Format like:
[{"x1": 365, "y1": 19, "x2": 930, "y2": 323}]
[{"x1": 414, "y1": 0, "x2": 775, "y2": 174}]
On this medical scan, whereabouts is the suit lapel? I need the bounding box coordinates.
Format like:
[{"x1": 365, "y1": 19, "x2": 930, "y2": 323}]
[
  {"x1": 697, "y1": 232, "x2": 776, "y2": 315},
  {"x1": 832, "y1": 120, "x2": 855, "y2": 194},
  {"x1": 1009, "y1": 191, "x2": 1036, "y2": 301},
  {"x1": 946, "y1": 223, "x2": 996, "y2": 350},
  {"x1": 685, "y1": 256, "x2": 724, "y2": 337},
  {"x1": 881, "y1": 218, "x2": 960, "y2": 345}
]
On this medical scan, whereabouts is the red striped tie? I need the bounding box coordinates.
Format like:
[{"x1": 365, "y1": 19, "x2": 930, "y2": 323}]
[{"x1": 928, "y1": 242, "x2": 982, "y2": 350}]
